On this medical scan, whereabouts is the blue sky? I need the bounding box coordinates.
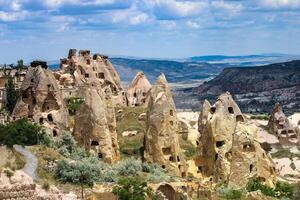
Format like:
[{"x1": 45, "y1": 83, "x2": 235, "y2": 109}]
[{"x1": 0, "y1": 0, "x2": 300, "y2": 63}]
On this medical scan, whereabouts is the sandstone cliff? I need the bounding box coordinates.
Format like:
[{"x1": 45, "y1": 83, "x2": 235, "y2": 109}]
[
  {"x1": 196, "y1": 92, "x2": 276, "y2": 187},
  {"x1": 267, "y1": 103, "x2": 299, "y2": 145},
  {"x1": 12, "y1": 61, "x2": 68, "y2": 136},
  {"x1": 144, "y1": 73, "x2": 187, "y2": 177},
  {"x1": 126, "y1": 71, "x2": 151, "y2": 107}
]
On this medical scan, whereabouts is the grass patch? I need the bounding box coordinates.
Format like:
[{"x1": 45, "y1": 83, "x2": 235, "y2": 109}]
[
  {"x1": 249, "y1": 114, "x2": 270, "y2": 120},
  {"x1": 4, "y1": 149, "x2": 26, "y2": 171},
  {"x1": 116, "y1": 107, "x2": 147, "y2": 134},
  {"x1": 179, "y1": 136, "x2": 197, "y2": 159},
  {"x1": 119, "y1": 133, "x2": 144, "y2": 159}
]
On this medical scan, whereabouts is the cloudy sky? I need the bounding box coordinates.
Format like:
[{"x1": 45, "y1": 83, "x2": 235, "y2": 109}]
[{"x1": 0, "y1": 0, "x2": 300, "y2": 63}]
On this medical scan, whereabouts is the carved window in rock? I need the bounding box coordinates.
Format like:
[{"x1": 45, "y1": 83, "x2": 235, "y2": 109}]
[
  {"x1": 288, "y1": 130, "x2": 294, "y2": 134},
  {"x1": 197, "y1": 166, "x2": 203, "y2": 173},
  {"x1": 39, "y1": 118, "x2": 44, "y2": 124},
  {"x1": 53, "y1": 129, "x2": 58, "y2": 137},
  {"x1": 133, "y1": 92, "x2": 137, "y2": 98},
  {"x1": 169, "y1": 156, "x2": 176, "y2": 162},
  {"x1": 162, "y1": 147, "x2": 171, "y2": 155},
  {"x1": 142, "y1": 92, "x2": 146, "y2": 97},
  {"x1": 210, "y1": 107, "x2": 216, "y2": 114},
  {"x1": 236, "y1": 115, "x2": 244, "y2": 122},
  {"x1": 281, "y1": 130, "x2": 287, "y2": 135},
  {"x1": 216, "y1": 140, "x2": 225, "y2": 148},
  {"x1": 31, "y1": 78, "x2": 34, "y2": 83},
  {"x1": 98, "y1": 72, "x2": 105, "y2": 79},
  {"x1": 42, "y1": 93, "x2": 59, "y2": 112},
  {"x1": 85, "y1": 73, "x2": 89, "y2": 78},
  {"x1": 277, "y1": 124, "x2": 284, "y2": 129},
  {"x1": 215, "y1": 153, "x2": 219, "y2": 161},
  {"x1": 91, "y1": 140, "x2": 99, "y2": 146},
  {"x1": 225, "y1": 151, "x2": 232, "y2": 159},
  {"x1": 257, "y1": 176, "x2": 266, "y2": 182},
  {"x1": 178, "y1": 164, "x2": 181, "y2": 169},
  {"x1": 161, "y1": 165, "x2": 166, "y2": 169},
  {"x1": 170, "y1": 110, "x2": 174, "y2": 116},
  {"x1": 47, "y1": 114, "x2": 53, "y2": 122},
  {"x1": 181, "y1": 172, "x2": 186, "y2": 178},
  {"x1": 169, "y1": 120, "x2": 174, "y2": 126},
  {"x1": 196, "y1": 141, "x2": 199, "y2": 146},
  {"x1": 98, "y1": 153, "x2": 103, "y2": 159},
  {"x1": 86, "y1": 59, "x2": 91, "y2": 65},
  {"x1": 228, "y1": 107, "x2": 234, "y2": 114},
  {"x1": 249, "y1": 164, "x2": 254, "y2": 173},
  {"x1": 290, "y1": 134, "x2": 297, "y2": 139},
  {"x1": 242, "y1": 143, "x2": 255, "y2": 152},
  {"x1": 177, "y1": 156, "x2": 180, "y2": 162}
]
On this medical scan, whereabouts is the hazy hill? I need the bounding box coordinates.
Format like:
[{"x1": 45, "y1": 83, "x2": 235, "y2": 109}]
[{"x1": 179, "y1": 60, "x2": 300, "y2": 113}]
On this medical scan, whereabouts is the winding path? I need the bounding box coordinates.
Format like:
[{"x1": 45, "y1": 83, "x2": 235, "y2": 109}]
[{"x1": 13, "y1": 145, "x2": 39, "y2": 181}]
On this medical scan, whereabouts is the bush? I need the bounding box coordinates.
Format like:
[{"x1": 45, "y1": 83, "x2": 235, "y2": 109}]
[
  {"x1": 42, "y1": 182, "x2": 50, "y2": 191},
  {"x1": 0, "y1": 118, "x2": 43, "y2": 148},
  {"x1": 114, "y1": 158, "x2": 143, "y2": 176},
  {"x1": 217, "y1": 186, "x2": 244, "y2": 199},
  {"x1": 4, "y1": 169, "x2": 14, "y2": 179},
  {"x1": 65, "y1": 97, "x2": 84, "y2": 115},
  {"x1": 246, "y1": 179, "x2": 294, "y2": 199},
  {"x1": 112, "y1": 177, "x2": 155, "y2": 200}
]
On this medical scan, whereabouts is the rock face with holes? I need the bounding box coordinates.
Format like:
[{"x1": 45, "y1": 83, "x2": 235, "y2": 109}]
[
  {"x1": 73, "y1": 87, "x2": 120, "y2": 164},
  {"x1": 268, "y1": 103, "x2": 299, "y2": 145},
  {"x1": 144, "y1": 73, "x2": 187, "y2": 177},
  {"x1": 56, "y1": 49, "x2": 126, "y2": 106},
  {"x1": 196, "y1": 92, "x2": 276, "y2": 187},
  {"x1": 12, "y1": 61, "x2": 68, "y2": 136},
  {"x1": 126, "y1": 71, "x2": 151, "y2": 107}
]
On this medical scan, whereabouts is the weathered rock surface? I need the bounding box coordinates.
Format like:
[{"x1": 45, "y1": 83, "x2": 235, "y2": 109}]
[
  {"x1": 268, "y1": 103, "x2": 299, "y2": 145},
  {"x1": 126, "y1": 71, "x2": 151, "y2": 107},
  {"x1": 57, "y1": 49, "x2": 126, "y2": 106},
  {"x1": 144, "y1": 73, "x2": 187, "y2": 177},
  {"x1": 196, "y1": 92, "x2": 276, "y2": 187},
  {"x1": 73, "y1": 87, "x2": 119, "y2": 164},
  {"x1": 12, "y1": 62, "x2": 68, "y2": 136},
  {"x1": 0, "y1": 170, "x2": 77, "y2": 200}
]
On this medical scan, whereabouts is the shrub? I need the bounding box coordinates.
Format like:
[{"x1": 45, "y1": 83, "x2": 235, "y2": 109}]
[
  {"x1": 112, "y1": 177, "x2": 154, "y2": 200},
  {"x1": 246, "y1": 179, "x2": 294, "y2": 199},
  {"x1": 65, "y1": 97, "x2": 84, "y2": 115},
  {"x1": 217, "y1": 186, "x2": 244, "y2": 199},
  {"x1": 114, "y1": 158, "x2": 143, "y2": 176},
  {"x1": 0, "y1": 118, "x2": 43, "y2": 148},
  {"x1": 4, "y1": 169, "x2": 14, "y2": 179}
]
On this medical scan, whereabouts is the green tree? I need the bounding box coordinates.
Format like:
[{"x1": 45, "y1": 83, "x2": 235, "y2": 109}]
[
  {"x1": 6, "y1": 77, "x2": 18, "y2": 114},
  {"x1": 55, "y1": 157, "x2": 101, "y2": 200},
  {"x1": 17, "y1": 59, "x2": 24, "y2": 69},
  {"x1": 0, "y1": 118, "x2": 43, "y2": 148},
  {"x1": 112, "y1": 177, "x2": 155, "y2": 200}
]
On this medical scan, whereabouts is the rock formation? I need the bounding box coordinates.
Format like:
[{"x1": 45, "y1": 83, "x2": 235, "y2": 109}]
[
  {"x1": 144, "y1": 73, "x2": 187, "y2": 177},
  {"x1": 0, "y1": 170, "x2": 77, "y2": 200},
  {"x1": 73, "y1": 87, "x2": 120, "y2": 164},
  {"x1": 126, "y1": 71, "x2": 151, "y2": 107},
  {"x1": 56, "y1": 49, "x2": 126, "y2": 106},
  {"x1": 196, "y1": 92, "x2": 276, "y2": 187},
  {"x1": 12, "y1": 61, "x2": 68, "y2": 136},
  {"x1": 268, "y1": 103, "x2": 299, "y2": 145}
]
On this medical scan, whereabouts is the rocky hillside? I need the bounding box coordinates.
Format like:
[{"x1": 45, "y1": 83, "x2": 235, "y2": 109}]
[{"x1": 180, "y1": 60, "x2": 300, "y2": 113}]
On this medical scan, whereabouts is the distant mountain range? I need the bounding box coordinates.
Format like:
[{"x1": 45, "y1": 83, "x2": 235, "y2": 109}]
[{"x1": 177, "y1": 60, "x2": 300, "y2": 113}]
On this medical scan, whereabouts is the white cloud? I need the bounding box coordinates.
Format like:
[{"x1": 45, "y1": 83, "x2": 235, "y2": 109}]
[
  {"x1": 212, "y1": 1, "x2": 243, "y2": 13},
  {"x1": 0, "y1": 11, "x2": 28, "y2": 22},
  {"x1": 260, "y1": 0, "x2": 300, "y2": 8},
  {"x1": 186, "y1": 20, "x2": 201, "y2": 29},
  {"x1": 145, "y1": 0, "x2": 208, "y2": 19},
  {"x1": 42, "y1": 0, "x2": 117, "y2": 8},
  {"x1": 158, "y1": 20, "x2": 177, "y2": 29},
  {"x1": 129, "y1": 13, "x2": 149, "y2": 25}
]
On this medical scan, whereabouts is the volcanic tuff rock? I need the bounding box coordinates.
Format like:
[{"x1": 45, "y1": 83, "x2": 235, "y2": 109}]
[
  {"x1": 126, "y1": 71, "x2": 151, "y2": 107},
  {"x1": 196, "y1": 92, "x2": 276, "y2": 187},
  {"x1": 267, "y1": 103, "x2": 299, "y2": 145},
  {"x1": 56, "y1": 49, "x2": 126, "y2": 106},
  {"x1": 144, "y1": 73, "x2": 187, "y2": 177},
  {"x1": 12, "y1": 61, "x2": 68, "y2": 136},
  {"x1": 189, "y1": 60, "x2": 300, "y2": 113},
  {"x1": 73, "y1": 87, "x2": 119, "y2": 164}
]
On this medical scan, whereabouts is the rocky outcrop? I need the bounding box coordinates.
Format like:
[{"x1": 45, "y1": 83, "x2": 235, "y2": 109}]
[
  {"x1": 268, "y1": 103, "x2": 299, "y2": 145},
  {"x1": 12, "y1": 61, "x2": 68, "y2": 136},
  {"x1": 0, "y1": 170, "x2": 77, "y2": 200},
  {"x1": 196, "y1": 92, "x2": 276, "y2": 187},
  {"x1": 144, "y1": 73, "x2": 187, "y2": 177},
  {"x1": 73, "y1": 87, "x2": 119, "y2": 164},
  {"x1": 126, "y1": 71, "x2": 151, "y2": 107},
  {"x1": 56, "y1": 49, "x2": 126, "y2": 106}
]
